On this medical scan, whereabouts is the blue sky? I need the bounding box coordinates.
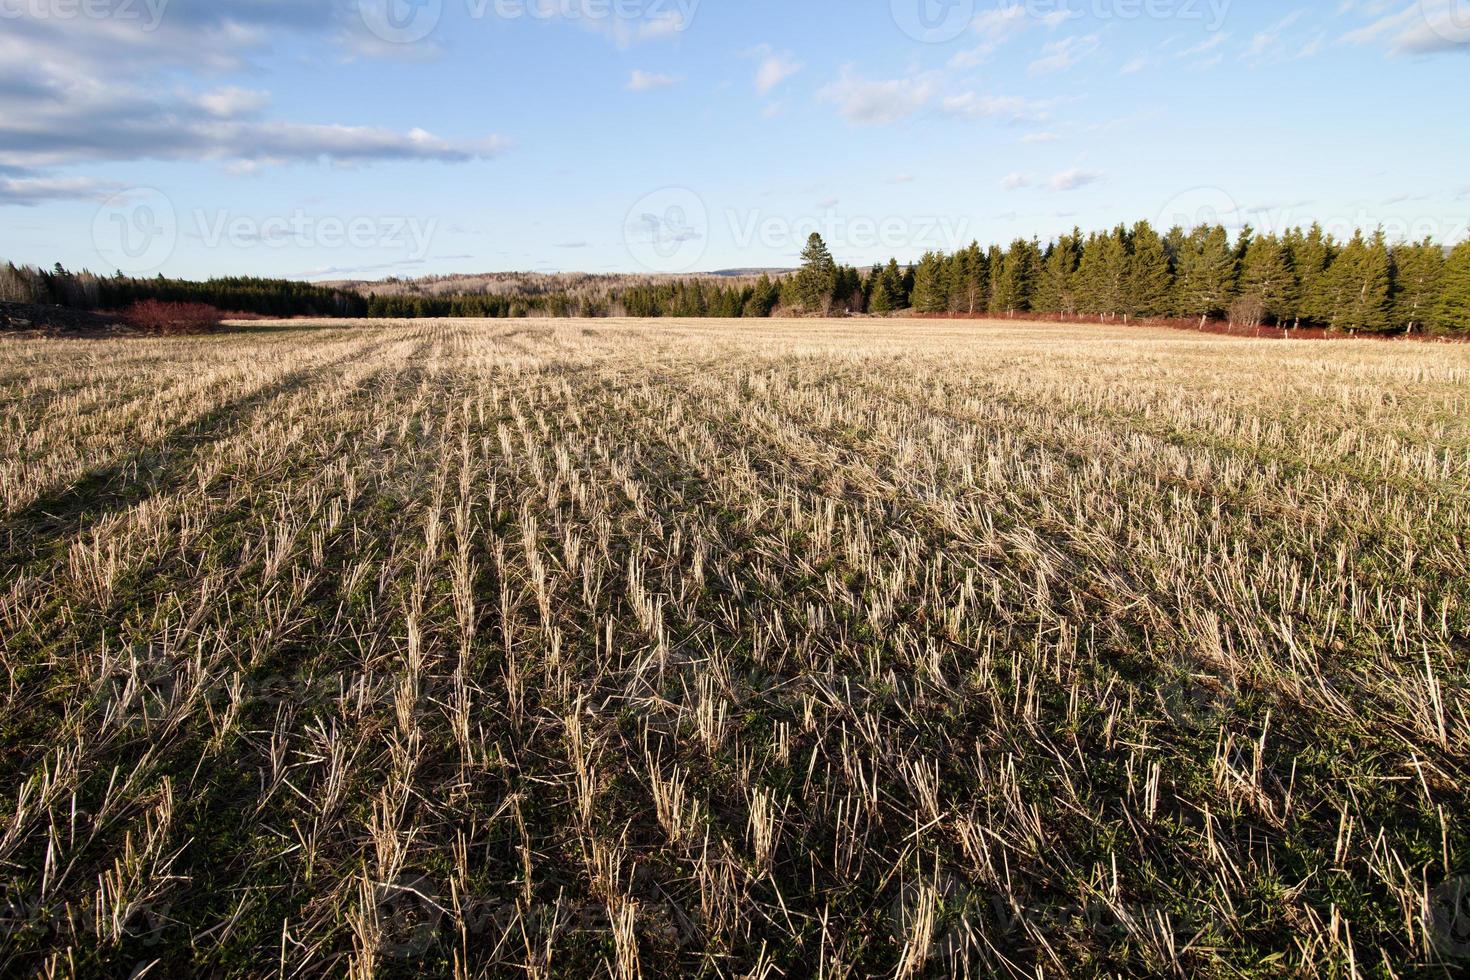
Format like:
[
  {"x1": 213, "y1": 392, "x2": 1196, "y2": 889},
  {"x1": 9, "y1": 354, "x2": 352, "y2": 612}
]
[{"x1": 2, "y1": 0, "x2": 1467, "y2": 280}]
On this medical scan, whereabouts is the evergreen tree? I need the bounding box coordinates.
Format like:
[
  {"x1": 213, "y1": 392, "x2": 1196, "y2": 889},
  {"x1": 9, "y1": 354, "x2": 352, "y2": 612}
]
[
  {"x1": 1431, "y1": 241, "x2": 1470, "y2": 335},
  {"x1": 1237, "y1": 233, "x2": 1295, "y2": 325},
  {"x1": 744, "y1": 274, "x2": 780, "y2": 317},
  {"x1": 1034, "y1": 230, "x2": 1081, "y2": 315},
  {"x1": 984, "y1": 245, "x2": 1005, "y2": 314},
  {"x1": 793, "y1": 233, "x2": 837, "y2": 313},
  {"x1": 1126, "y1": 221, "x2": 1173, "y2": 317},
  {"x1": 910, "y1": 251, "x2": 948, "y2": 313},
  {"x1": 1174, "y1": 225, "x2": 1238, "y2": 321},
  {"x1": 1391, "y1": 239, "x2": 1445, "y2": 333},
  {"x1": 1322, "y1": 230, "x2": 1393, "y2": 332},
  {"x1": 1290, "y1": 223, "x2": 1335, "y2": 326},
  {"x1": 867, "y1": 265, "x2": 893, "y2": 314},
  {"x1": 990, "y1": 239, "x2": 1039, "y2": 314},
  {"x1": 957, "y1": 241, "x2": 987, "y2": 313},
  {"x1": 1076, "y1": 225, "x2": 1128, "y2": 316}
]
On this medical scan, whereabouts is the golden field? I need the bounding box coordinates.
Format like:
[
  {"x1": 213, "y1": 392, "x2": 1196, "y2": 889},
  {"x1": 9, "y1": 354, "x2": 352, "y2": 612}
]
[{"x1": 1, "y1": 317, "x2": 1467, "y2": 977}]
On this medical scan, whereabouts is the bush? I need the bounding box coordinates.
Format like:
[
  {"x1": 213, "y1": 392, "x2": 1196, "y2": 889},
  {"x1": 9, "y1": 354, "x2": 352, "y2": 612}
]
[{"x1": 121, "y1": 300, "x2": 224, "y2": 335}]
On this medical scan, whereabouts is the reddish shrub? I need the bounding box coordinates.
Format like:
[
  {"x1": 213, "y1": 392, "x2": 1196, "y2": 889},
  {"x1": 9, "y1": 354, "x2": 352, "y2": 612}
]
[{"x1": 122, "y1": 300, "x2": 224, "y2": 335}]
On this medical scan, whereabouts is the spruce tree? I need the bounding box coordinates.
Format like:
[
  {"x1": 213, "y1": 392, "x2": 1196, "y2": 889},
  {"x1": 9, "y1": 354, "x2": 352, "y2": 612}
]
[
  {"x1": 991, "y1": 239, "x2": 1039, "y2": 314},
  {"x1": 1127, "y1": 221, "x2": 1173, "y2": 317},
  {"x1": 1034, "y1": 231, "x2": 1080, "y2": 314},
  {"x1": 955, "y1": 242, "x2": 987, "y2": 313},
  {"x1": 1431, "y1": 241, "x2": 1470, "y2": 335},
  {"x1": 1291, "y1": 223, "x2": 1335, "y2": 326},
  {"x1": 910, "y1": 251, "x2": 947, "y2": 313},
  {"x1": 1174, "y1": 225, "x2": 1238, "y2": 321},
  {"x1": 794, "y1": 233, "x2": 838, "y2": 313},
  {"x1": 1238, "y1": 233, "x2": 1294, "y2": 325},
  {"x1": 1323, "y1": 230, "x2": 1393, "y2": 332},
  {"x1": 1391, "y1": 239, "x2": 1445, "y2": 334},
  {"x1": 867, "y1": 264, "x2": 893, "y2": 314},
  {"x1": 883, "y1": 259, "x2": 907, "y2": 311}
]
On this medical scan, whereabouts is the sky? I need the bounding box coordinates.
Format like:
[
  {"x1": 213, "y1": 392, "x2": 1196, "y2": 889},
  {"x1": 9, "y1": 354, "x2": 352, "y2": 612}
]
[{"x1": 1, "y1": 0, "x2": 1468, "y2": 281}]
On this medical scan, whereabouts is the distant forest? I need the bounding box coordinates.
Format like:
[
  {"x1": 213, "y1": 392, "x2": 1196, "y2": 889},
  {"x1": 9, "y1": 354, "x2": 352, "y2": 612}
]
[{"x1": 5, "y1": 219, "x2": 1469, "y2": 333}]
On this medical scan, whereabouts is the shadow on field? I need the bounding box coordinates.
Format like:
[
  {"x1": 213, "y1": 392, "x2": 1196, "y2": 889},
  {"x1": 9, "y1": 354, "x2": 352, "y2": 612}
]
[{"x1": 0, "y1": 359, "x2": 336, "y2": 564}]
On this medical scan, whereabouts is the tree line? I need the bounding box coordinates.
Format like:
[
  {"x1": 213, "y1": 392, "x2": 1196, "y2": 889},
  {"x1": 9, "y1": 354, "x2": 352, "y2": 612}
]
[
  {"x1": 5, "y1": 217, "x2": 1468, "y2": 332},
  {"x1": 797, "y1": 224, "x2": 1470, "y2": 334},
  {"x1": 1, "y1": 264, "x2": 368, "y2": 318}
]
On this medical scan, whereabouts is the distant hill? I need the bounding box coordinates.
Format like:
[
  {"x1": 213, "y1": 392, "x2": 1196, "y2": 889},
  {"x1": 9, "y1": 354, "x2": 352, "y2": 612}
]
[{"x1": 321, "y1": 269, "x2": 794, "y2": 298}]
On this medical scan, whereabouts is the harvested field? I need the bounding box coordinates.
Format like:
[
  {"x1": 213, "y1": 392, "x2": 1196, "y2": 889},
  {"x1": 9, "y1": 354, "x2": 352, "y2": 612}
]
[{"x1": 1, "y1": 317, "x2": 1467, "y2": 977}]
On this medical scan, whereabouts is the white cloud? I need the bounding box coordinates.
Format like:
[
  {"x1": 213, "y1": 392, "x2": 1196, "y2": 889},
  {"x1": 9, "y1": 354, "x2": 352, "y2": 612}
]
[
  {"x1": 1029, "y1": 35, "x2": 1101, "y2": 75},
  {"x1": 0, "y1": 5, "x2": 505, "y2": 204},
  {"x1": 1020, "y1": 131, "x2": 1060, "y2": 143},
  {"x1": 817, "y1": 69, "x2": 935, "y2": 126},
  {"x1": 1048, "y1": 168, "x2": 1104, "y2": 191},
  {"x1": 1120, "y1": 53, "x2": 1152, "y2": 74},
  {"x1": 749, "y1": 45, "x2": 804, "y2": 95},
  {"x1": 0, "y1": 176, "x2": 121, "y2": 206},
  {"x1": 193, "y1": 87, "x2": 272, "y2": 119},
  {"x1": 627, "y1": 70, "x2": 684, "y2": 91},
  {"x1": 1001, "y1": 173, "x2": 1031, "y2": 190},
  {"x1": 1341, "y1": 0, "x2": 1470, "y2": 54},
  {"x1": 950, "y1": 4, "x2": 1068, "y2": 67},
  {"x1": 941, "y1": 92, "x2": 1051, "y2": 124}
]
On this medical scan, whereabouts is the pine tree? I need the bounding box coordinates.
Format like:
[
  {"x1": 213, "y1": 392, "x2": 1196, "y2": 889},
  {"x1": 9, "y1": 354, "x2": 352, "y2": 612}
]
[
  {"x1": 953, "y1": 242, "x2": 986, "y2": 313},
  {"x1": 910, "y1": 251, "x2": 948, "y2": 313},
  {"x1": 1034, "y1": 231, "x2": 1080, "y2": 315},
  {"x1": 1237, "y1": 233, "x2": 1294, "y2": 325},
  {"x1": 1290, "y1": 223, "x2": 1335, "y2": 326},
  {"x1": 1431, "y1": 241, "x2": 1470, "y2": 335},
  {"x1": 1322, "y1": 230, "x2": 1393, "y2": 332},
  {"x1": 867, "y1": 264, "x2": 893, "y2": 314},
  {"x1": 1391, "y1": 238, "x2": 1445, "y2": 334},
  {"x1": 794, "y1": 233, "x2": 837, "y2": 313},
  {"x1": 882, "y1": 259, "x2": 906, "y2": 312},
  {"x1": 1126, "y1": 220, "x2": 1173, "y2": 317},
  {"x1": 1076, "y1": 227, "x2": 1129, "y2": 316},
  {"x1": 991, "y1": 239, "x2": 1038, "y2": 314},
  {"x1": 1173, "y1": 225, "x2": 1238, "y2": 321}
]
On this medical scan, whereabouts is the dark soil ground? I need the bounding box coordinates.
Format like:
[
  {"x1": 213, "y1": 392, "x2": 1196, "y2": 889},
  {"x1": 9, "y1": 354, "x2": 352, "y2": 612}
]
[{"x1": 0, "y1": 301, "x2": 133, "y2": 338}]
